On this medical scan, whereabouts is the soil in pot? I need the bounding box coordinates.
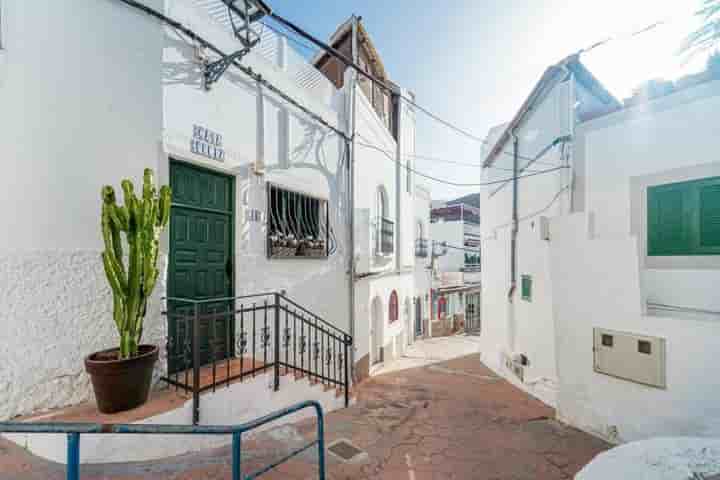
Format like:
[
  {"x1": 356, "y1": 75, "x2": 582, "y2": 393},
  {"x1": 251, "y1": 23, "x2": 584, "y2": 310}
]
[{"x1": 85, "y1": 344, "x2": 159, "y2": 414}]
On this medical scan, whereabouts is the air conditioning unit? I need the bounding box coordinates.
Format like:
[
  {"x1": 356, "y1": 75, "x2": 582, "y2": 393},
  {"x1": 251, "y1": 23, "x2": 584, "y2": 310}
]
[{"x1": 593, "y1": 328, "x2": 666, "y2": 389}]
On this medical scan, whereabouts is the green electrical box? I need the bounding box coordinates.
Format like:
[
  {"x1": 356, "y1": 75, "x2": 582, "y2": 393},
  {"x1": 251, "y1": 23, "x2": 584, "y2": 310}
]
[{"x1": 521, "y1": 275, "x2": 532, "y2": 302}]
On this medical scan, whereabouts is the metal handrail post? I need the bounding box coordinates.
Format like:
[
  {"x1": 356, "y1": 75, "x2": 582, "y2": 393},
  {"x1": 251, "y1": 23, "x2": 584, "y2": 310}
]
[
  {"x1": 67, "y1": 433, "x2": 80, "y2": 480},
  {"x1": 316, "y1": 402, "x2": 326, "y2": 479},
  {"x1": 232, "y1": 431, "x2": 242, "y2": 480},
  {"x1": 193, "y1": 303, "x2": 201, "y2": 424},
  {"x1": 274, "y1": 293, "x2": 281, "y2": 391},
  {"x1": 343, "y1": 335, "x2": 350, "y2": 408}
]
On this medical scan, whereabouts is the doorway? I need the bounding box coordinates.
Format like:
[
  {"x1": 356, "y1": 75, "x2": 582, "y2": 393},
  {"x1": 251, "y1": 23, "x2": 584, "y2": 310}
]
[
  {"x1": 167, "y1": 160, "x2": 235, "y2": 374},
  {"x1": 370, "y1": 296, "x2": 383, "y2": 365}
]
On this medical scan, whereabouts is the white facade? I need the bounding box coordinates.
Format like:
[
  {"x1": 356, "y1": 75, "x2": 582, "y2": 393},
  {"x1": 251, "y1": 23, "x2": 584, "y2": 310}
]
[
  {"x1": 481, "y1": 60, "x2": 720, "y2": 442},
  {"x1": 0, "y1": 0, "x2": 351, "y2": 421},
  {"x1": 413, "y1": 184, "x2": 433, "y2": 338},
  {"x1": 0, "y1": 0, "x2": 167, "y2": 421},
  {"x1": 353, "y1": 79, "x2": 418, "y2": 375},
  {"x1": 0, "y1": 0, "x2": 423, "y2": 422}
]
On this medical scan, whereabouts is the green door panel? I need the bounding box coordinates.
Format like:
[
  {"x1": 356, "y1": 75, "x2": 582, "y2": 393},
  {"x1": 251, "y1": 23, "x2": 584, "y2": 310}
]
[{"x1": 168, "y1": 161, "x2": 234, "y2": 374}]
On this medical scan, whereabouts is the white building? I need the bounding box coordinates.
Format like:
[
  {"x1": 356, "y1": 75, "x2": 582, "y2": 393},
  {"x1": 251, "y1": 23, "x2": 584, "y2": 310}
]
[
  {"x1": 0, "y1": 0, "x2": 425, "y2": 448},
  {"x1": 430, "y1": 200, "x2": 481, "y2": 273},
  {"x1": 311, "y1": 18, "x2": 423, "y2": 378},
  {"x1": 480, "y1": 53, "x2": 720, "y2": 443},
  {"x1": 413, "y1": 184, "x2": 433, "y2": 339}
]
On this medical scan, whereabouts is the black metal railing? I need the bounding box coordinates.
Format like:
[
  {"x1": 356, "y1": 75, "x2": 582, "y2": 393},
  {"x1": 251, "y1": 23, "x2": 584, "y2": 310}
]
[
  {"x1": 162, "y1": 293, "x2": 352, "y2": 424},
  {"x1": 415, "y1": 238, "x2": 428, "y2": 258},
  {"x1": 378, "y1": 217, "x2": 394, "y2": 255}
]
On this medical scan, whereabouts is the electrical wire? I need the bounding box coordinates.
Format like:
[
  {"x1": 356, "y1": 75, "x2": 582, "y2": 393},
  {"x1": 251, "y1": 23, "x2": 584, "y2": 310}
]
[
  {"x1": 117, "y1": 0, "x2": 350, "y2": 143},
  {"x1": 577, "y1": 7, "x2": 702, "y2": 56},
  {"x1": 355, "y1": 135, "x2": 569, "y2": 187},
  {"x1": 260, "y1": 20, "x2": 319, "y2": 54}
]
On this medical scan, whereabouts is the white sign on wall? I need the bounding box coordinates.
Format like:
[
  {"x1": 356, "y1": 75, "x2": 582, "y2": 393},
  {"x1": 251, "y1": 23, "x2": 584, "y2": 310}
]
[{"x1": 191, "y1": 124, "x2": 225, "y2": 162}]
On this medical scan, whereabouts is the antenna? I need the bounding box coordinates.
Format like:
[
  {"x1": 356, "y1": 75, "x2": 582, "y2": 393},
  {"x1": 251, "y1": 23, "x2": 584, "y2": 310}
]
[{"x1": 203, "y1": 0, "x2": 272, "y2": 90}]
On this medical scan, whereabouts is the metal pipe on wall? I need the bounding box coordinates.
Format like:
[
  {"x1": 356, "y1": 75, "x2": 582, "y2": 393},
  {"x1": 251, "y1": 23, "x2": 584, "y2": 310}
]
[
  {"x1": 347, "y1": 14, "x2": 359, "y2": 379},
  {"x1": 508, "y1": 130, "x2": 519, "y2": 352}
]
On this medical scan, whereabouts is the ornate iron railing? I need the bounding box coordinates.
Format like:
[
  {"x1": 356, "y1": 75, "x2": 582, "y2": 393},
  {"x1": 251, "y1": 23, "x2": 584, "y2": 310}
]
[
  {"x1": 415, "y1": 238, "x2": 429, "y2": 258},
  {"x1": 0, "y1": 400, "x2": 326, "y2": 480},
  {"x1": 378, "y1": 217, "x2": 394, "y2": 255},
  {"x1": 163, "y1": 293, "x2": 352, "y2": 424}
]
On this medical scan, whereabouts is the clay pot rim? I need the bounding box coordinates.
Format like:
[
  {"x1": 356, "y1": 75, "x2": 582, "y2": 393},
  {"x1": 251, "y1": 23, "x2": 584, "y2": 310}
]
[{"x1": 85, "y1": 344, "x2": 159, "y2": 367}]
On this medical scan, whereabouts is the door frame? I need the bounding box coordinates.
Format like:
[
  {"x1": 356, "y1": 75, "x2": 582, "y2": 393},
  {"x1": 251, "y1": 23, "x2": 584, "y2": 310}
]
[{"x1": 167, "y1": 158, "x2": 236, "y2": 372}]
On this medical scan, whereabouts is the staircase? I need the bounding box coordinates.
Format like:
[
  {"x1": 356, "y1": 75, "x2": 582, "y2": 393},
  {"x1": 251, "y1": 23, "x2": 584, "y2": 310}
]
[{"x1": 162, "y1": 292, "x2": 354, "y2": 424}]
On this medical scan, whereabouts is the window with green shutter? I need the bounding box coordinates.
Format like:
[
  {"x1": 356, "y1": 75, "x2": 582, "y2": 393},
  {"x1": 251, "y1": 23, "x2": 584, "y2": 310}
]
[
  {"x1": 521, "y1": 275, "x2": 532, "y2": 302},
  {"x1": 648, "y1": 176, "x2": 720, "y2": 256}
]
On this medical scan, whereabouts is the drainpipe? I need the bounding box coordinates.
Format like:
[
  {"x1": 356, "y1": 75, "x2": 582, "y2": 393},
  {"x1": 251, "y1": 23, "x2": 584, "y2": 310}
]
[
  {"x1": 395, "y1": 90, "x2": 403, "y2": 273},
  {"x1": 348, "y1": 15, "x2": 359, "y2": 379},
  {"x1": 508, "y1": 129, "x2": 519, "y2": 352}
]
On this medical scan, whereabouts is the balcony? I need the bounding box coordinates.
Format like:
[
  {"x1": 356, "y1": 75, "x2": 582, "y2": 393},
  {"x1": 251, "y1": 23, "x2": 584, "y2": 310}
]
[
  {"x1": 415, "y1": 238, "x2": 429, "y2": 258},
  {"x1": 376, "y1": 217, "x2": 395, "y2": 256}
]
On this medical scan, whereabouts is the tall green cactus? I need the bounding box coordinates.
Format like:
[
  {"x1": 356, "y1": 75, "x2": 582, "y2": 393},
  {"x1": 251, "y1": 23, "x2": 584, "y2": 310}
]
[{"x1": 101, "y1": 169, "x2": 171, "y2": 359}]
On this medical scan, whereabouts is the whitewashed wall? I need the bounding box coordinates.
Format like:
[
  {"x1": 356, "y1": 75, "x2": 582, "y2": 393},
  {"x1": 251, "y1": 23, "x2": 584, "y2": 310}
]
[
  {"x1": 0, "y1": 0, "x2": 166, "y2": 420},
  {"x1": 431, "y1": 220, "x2": 465, "y2": 272},
  {"x1": 414, "y1": 185, "x2": 432, "y2": 328},
  {"x1": 550, "y1": 213, "x2": 720, "y2": 442},
  {"x1": 0, "y1": 0, "x2": 352, "y2": 421},
  {"x1": 479, "y1": 80, "x2": 573, "y2": 406},
  {"x1": 577, "y1": 79, "x2": 720, "y2": 314},
  {"x1": 162, "y1": 0, "x2": 350, "y2": 332},
  {"x1": 353, "y1": 83, "x2": 416, "y2": 366},
  {"x1": 549, "y1": 79, "x2": 720, "y2": 442}
]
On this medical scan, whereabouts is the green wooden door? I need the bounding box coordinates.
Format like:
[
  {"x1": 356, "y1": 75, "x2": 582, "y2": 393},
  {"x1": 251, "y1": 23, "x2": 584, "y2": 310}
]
[{"x1": 168, "y1": 161, "x2": 234, "y2": 374}]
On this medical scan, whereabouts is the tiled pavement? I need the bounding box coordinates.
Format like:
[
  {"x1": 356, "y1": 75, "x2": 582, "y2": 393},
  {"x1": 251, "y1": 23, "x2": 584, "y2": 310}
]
[{"x1": 0, "y1": 336, "x2": 610, "y2": 479}]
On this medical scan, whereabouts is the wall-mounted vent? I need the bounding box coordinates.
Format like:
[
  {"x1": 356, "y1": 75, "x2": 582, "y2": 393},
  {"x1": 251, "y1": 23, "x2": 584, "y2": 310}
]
[{"x1": 593, "y1": 328, "x2": 666, "y2": 389}]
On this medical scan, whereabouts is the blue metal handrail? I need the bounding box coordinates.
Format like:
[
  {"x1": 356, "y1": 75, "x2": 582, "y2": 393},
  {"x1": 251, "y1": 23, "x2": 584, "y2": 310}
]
[{"x1": 0, "y1": 400, "x2": 325, "y2": 480}]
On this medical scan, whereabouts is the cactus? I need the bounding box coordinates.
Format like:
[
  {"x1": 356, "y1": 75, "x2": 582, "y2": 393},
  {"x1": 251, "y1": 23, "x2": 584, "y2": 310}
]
[{"x1": 101, "y1": 169, "x2": 171, "y2": 359}]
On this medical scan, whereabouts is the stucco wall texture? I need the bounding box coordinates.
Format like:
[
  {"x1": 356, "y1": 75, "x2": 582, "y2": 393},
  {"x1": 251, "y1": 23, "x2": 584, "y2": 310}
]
[{"x1": 0, "y1": 252, "x2": 167, "y2": 420}]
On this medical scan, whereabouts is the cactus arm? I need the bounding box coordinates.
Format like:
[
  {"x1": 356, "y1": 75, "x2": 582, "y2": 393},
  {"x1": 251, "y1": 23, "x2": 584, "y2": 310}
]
[
  {"x1": 103, "y1": 171, "x2": 170, "y2": 359},
  {"x1": 158, "y1": 186, "x2": 171, "y2": 227},
  {"x1": 102, "y1": 252, "x2": 126, "y2": 303},
  {"x1": 112, "y1": 205, "x2": 130, "y2": 231}
]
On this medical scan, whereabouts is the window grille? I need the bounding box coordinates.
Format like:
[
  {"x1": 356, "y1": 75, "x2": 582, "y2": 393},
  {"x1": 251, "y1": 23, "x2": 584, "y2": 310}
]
[{"x1": 267, "y1": 184, "x2": 329, "y2": 259}]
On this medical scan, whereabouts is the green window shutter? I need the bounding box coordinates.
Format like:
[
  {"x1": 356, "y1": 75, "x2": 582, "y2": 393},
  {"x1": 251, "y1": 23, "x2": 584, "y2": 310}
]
[
  {"x1": 647, "y1": 185, "x2": 689, "y2": 255},
  {"x1": 521, "y1": 275, "x2": 532, "y2": 302},
  {"x1": 699, "y1": 183, "x2": 720, "y2": 248},
  {"x1": 647, "y1": 176, "x2": 720, "y2": 256}
]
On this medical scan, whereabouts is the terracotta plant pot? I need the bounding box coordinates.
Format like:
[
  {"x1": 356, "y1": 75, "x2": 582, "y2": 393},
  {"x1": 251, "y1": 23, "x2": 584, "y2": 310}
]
[{"x1": 84, "y1": 344, "x2": 159, "y2": 414}]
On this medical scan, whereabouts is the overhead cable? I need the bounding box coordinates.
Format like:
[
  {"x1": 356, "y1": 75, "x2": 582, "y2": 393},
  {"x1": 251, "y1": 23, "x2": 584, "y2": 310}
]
[
  {"x1": 116, "y1": 0, "x2": 350, "y2": 142},
  {"x1": 355, "y1": 138, "x2": 569, "y2": 188}
]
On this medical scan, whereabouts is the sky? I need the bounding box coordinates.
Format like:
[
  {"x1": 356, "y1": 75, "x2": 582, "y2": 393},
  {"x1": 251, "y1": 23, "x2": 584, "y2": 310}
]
[{"x1": 266, "y1": 0, "x2": 709, "y2": 200}]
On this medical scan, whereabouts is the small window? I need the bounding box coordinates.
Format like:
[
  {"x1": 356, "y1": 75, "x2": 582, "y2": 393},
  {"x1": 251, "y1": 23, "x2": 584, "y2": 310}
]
[
  {"x1": 521, "y1": 275, "x2": 532, "y2": 302},
  {"x1": 638, "y1": 340, "x2": 652, "y2": 355},
  {"x1": 267, "y1": 184, "x2": 328, "y2": 259},
  {"x1": 602, "y1": 334, "x2": 614, "y2": 347},
  {"x1": 389, "y1": 290, "x2": 399, "y2": 323},
  {"x1": 648, "y1": 176, "x2": 720, "y2": 256}
]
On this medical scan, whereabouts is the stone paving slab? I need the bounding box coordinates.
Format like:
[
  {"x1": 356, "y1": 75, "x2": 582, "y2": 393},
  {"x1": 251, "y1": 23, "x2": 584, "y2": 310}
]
[{"x1": 0, "y1": 340, "x2": 610, "y2": 479}]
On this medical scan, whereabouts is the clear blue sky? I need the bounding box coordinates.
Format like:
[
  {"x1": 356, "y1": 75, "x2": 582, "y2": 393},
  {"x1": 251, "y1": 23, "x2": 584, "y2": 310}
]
[{"x1": 268, "y1": 1, "x2": 705, "y2": 200}]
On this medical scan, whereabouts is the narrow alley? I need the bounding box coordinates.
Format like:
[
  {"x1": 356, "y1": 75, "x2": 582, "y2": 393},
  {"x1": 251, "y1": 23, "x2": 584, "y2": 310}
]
[{"x1": 0, "y1": 336, "x2": 609, "y2": 479}]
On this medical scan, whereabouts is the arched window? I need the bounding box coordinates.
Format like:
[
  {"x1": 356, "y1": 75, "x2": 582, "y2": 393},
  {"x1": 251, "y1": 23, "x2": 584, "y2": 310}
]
[{"x1": 389, "y1": 290, "x2": 399, "y2": 323}]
